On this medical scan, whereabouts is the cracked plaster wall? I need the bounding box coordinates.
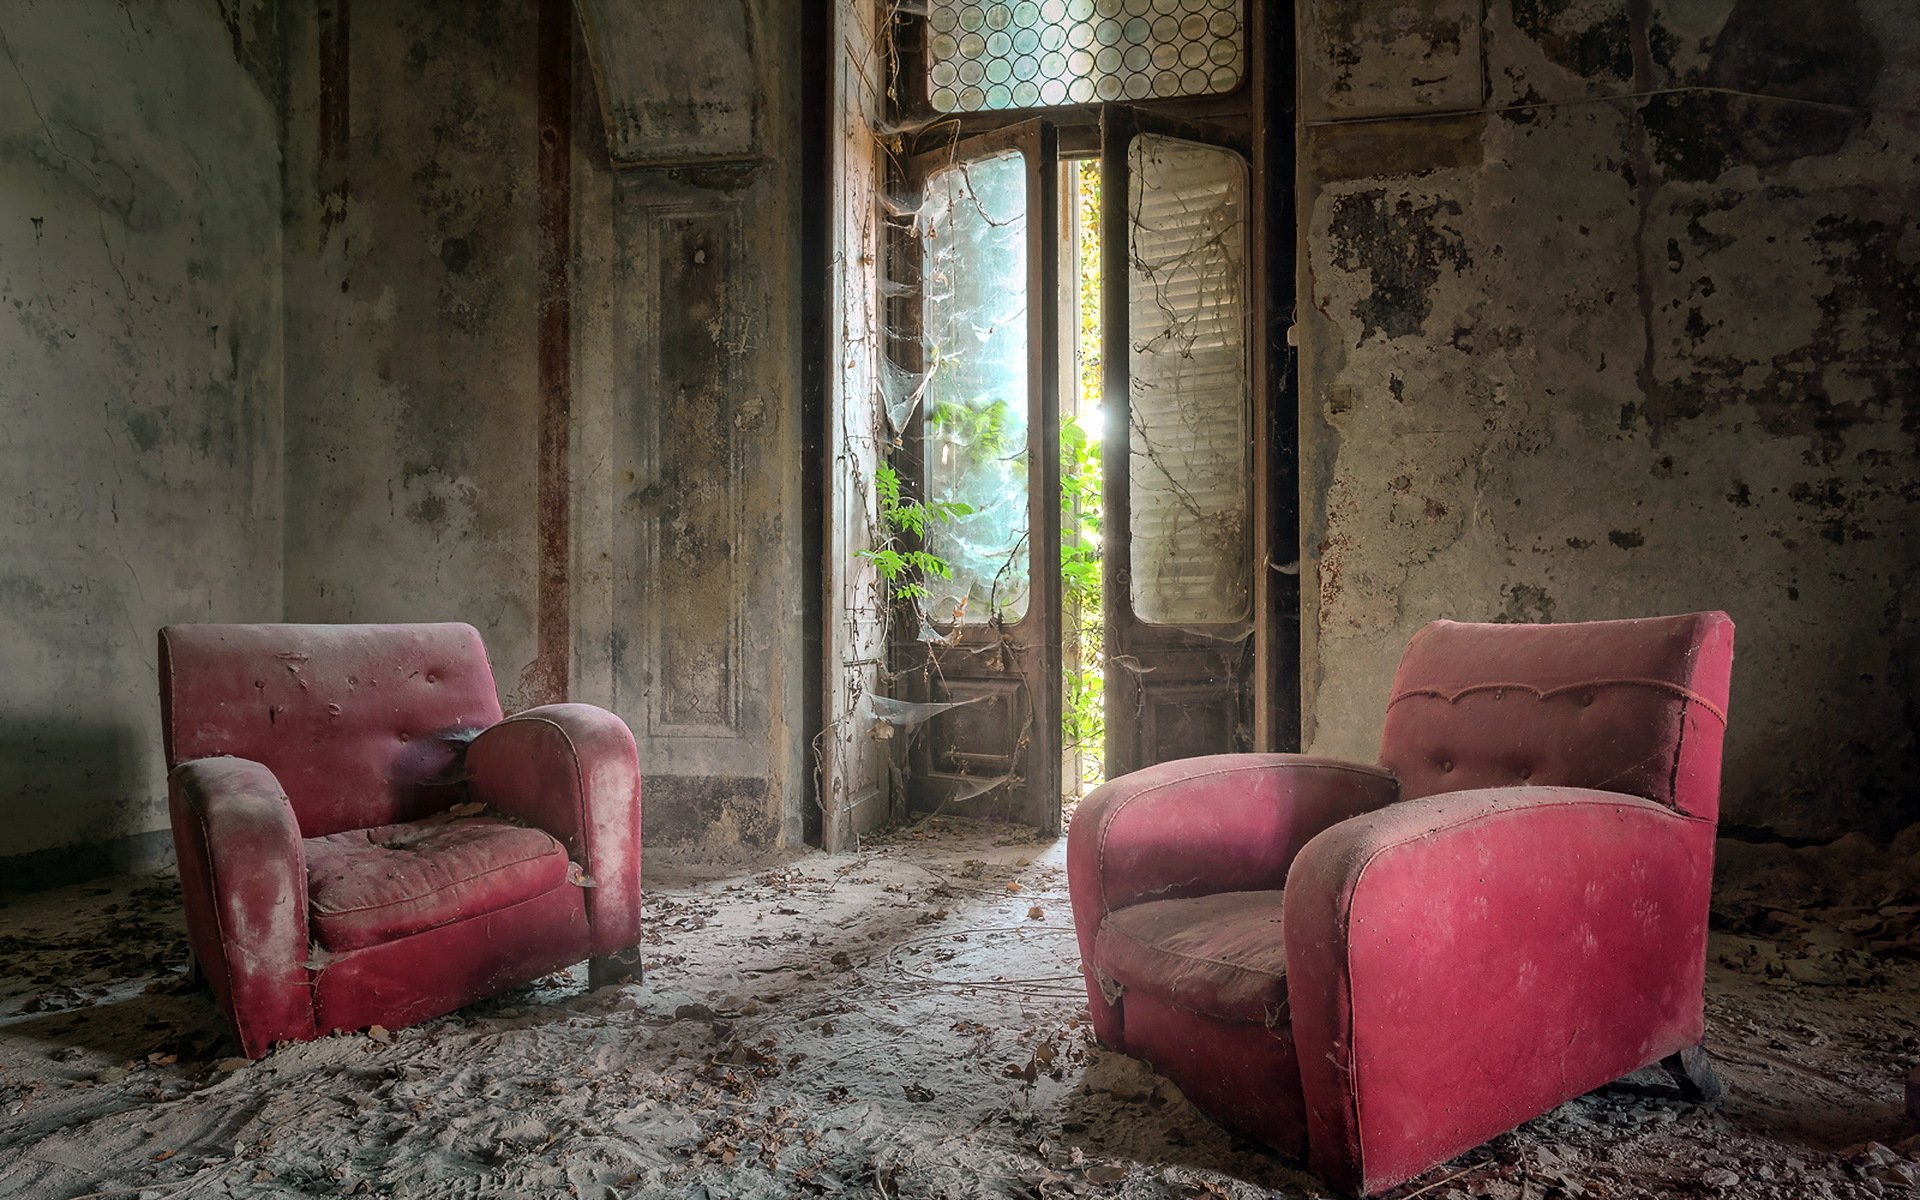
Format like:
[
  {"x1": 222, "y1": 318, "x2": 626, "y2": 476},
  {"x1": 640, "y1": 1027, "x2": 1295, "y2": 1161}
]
[
  {"x1": 1298, "y1": 0, "x2": 1920, "y2": 841},
  {"x1": 0, "y1": 0, "x2": 284, "y2": 884}
]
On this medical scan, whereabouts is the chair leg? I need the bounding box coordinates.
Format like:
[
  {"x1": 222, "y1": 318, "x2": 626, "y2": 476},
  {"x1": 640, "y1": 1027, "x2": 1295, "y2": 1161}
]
[
  {"x1": 588, "y1": 947, "x2": 643, "y2": 989},
  {"x1": 1662, "y1": 1043, "x2": 1723, "y2": 1103},
  {"x1": 186, "y1": 948, "x2": 206, "y2": 988}
]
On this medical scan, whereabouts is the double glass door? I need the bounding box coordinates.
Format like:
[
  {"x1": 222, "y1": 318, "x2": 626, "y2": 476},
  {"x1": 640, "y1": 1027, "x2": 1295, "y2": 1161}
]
[{"x1": 893, "y1": 111, "x2": 1256, "y2": 831}]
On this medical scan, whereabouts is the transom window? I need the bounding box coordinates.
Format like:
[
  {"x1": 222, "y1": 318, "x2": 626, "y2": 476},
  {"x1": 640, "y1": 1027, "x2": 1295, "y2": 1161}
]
[{"x1": 922, "y1": 0, "x2": 1246, "y2": 113}]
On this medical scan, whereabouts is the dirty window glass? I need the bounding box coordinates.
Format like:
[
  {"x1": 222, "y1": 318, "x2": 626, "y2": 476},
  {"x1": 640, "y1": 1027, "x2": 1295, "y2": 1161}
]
[
  {"x1": 927, "y1": 0, "x2": 1245, "y2": 113},
  {"x1": 1127, "y1": 133, "x2": 1250, "y2": 625},
  {"x1": 921, "y1": 150, "x2": 1032, "y2": 625}
]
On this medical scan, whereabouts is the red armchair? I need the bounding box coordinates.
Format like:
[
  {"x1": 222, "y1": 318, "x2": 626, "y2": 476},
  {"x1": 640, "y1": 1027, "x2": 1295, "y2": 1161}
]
[
  {"x1": 1067, "y1": 612, "x2": 1735, "y2": 1196},
  {"x1": 159, "y1": 623, "x2": 642, "y2": 1058}
]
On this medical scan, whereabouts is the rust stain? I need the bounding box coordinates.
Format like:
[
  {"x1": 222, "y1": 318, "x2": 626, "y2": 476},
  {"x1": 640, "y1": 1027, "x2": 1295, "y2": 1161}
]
[
  {"x1": 529, "y1": 0, "x2": 575, "y2": 707},
  {"x1": 317, "y1": 0, "x2": 351, "y2": 221}
]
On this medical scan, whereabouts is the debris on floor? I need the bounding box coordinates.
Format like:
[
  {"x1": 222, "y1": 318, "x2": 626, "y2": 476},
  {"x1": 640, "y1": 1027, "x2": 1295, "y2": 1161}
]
[{"x1": 0, "y1": 819, "x2": 1915, "y2": 1198}]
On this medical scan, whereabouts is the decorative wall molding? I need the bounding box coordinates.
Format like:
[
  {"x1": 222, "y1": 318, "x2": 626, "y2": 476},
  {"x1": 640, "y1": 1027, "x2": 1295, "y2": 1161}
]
[
  {"x1": 573, "y1": 0, "x2": 762, "y2": 167},
  {"x1": 625, "y1": 197, "x2": 749, "y2": 741}
]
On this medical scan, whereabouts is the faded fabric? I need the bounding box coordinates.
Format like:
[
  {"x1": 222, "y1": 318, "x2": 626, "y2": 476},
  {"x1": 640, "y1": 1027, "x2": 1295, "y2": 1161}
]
[
  {"x1": 1066, "y1": 612, "x2": 1735, "y2": 1197},
  {"x1": 305, "y1": 815, "x2": 570, "y2": 951},
  {"x1": 158, "y1": 623, "x2": 643, "y2": 1059},
  {"x1": 1095, "y1": 890, "x2": 1290, "y2": 1026}
]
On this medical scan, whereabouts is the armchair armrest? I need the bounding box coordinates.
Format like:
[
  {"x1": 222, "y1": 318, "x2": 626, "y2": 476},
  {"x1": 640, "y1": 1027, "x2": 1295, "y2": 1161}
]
[
  {"x1": 465, "y1": 703, "x2": 642, "y2": 960},
  {"x1": 1068, "y1": 753, "x2": 1398, "y2": 921},
  {"x1": 1283, "y1": 786, "x2": 1716, "y2": 1197},
  {"x1": 167, "y1": 757, "x2": 315, "y2": 1058},
  {"x1": 1066, "y1": 754, "x2": 1398, "y2": 1042}
]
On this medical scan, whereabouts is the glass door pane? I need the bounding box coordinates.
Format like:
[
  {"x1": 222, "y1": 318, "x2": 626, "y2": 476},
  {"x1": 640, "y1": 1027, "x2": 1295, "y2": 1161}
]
[
  {"x1": 1125, "y1": 133, "x2": 1251, "y2": 625},
  {"x1": 920, "y1": 150, "x2": 1033, "y2": 625}
]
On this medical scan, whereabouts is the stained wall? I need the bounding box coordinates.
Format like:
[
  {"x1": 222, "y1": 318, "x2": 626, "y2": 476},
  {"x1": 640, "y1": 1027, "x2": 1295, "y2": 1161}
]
[
  {"x1": 1297, "y1": 0, "x2": 1920, "y2": 840},
  {"x1": 280, "y1": 1, "x2": 547, "y2": 707},
  {"x1": 0, "y1": 1, "x2": 285, "y2": 884},
  {"x1": 281, "y1": 0, "x2": 810, "y2": 851},
  {"x1": 570, "y1": 0, "x2": 810, "y2": 851},
  {"x1": 818, "y1": 0, "x2": 896, "y2": 850}
]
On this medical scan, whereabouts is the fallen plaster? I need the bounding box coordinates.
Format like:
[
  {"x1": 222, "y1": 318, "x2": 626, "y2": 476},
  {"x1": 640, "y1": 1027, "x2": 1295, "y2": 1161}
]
[{"x1": 0, "y1": 821, "x2": 1915, "y2": 1198}]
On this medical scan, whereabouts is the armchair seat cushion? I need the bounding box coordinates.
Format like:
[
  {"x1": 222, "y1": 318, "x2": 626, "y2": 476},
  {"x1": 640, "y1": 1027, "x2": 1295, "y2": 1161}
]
[
  {"x1": 1095, "y1": 890, "x2": 1290, "y2": 1026},
  {"x1": 306, "y1": 814, "x2": 571, "y2": 951}
]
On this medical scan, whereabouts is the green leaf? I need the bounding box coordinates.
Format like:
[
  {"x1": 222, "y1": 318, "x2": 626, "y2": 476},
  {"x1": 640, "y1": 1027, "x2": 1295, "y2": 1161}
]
[
  {"x1": 918, "y1": 554, "x2": 955, "y2": 579},
  {"x1": 857, "y1": 547, "x2": 908, "y2": 578},
  {"x1": 873, "y1": 463, "x2": 901, "y2": 508},
  {"x1": 892, "y1": 503, "x2": 930, "y2": 537}
]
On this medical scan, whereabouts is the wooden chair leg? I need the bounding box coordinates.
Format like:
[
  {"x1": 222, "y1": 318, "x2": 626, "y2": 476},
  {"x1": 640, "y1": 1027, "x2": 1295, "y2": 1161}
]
[
  {"x1": 1662, "y1": 1043, "x2": 1723, "y2": 1103},
  {"x1": 186, "y1": 948, "x2": 206, "y2": 988},
  {"x1": 588, "y1": 947, "x2": 643, "y2": 989}
]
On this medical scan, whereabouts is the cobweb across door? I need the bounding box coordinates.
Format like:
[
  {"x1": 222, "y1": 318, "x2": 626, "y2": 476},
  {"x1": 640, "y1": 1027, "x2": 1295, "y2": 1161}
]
[
  {"x1": 927, "y1": 0, "x2": 1245, "y2": 114},
  {"x1": 916, "y1": 149, "x2": 1034, "y2": 626}
]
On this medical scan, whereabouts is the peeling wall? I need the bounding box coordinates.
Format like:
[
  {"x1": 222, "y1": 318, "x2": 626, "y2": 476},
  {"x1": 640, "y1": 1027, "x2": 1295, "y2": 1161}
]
[
  {"x1": 1298, "y1": 0, "x2": 1920, "y2": 840},
  {"x1": 0, "y1": 1, "x2": 284, "y2": 884}
]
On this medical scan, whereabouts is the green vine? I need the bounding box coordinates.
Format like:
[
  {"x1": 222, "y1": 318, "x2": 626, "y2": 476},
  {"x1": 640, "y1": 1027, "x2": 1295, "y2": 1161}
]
[
  {"x1": 928, "y1": 395, "x2": 1014, "y2": 459},
  {"x1": 858, "y1": 462, "x2": 972, "y2": 602},
  {"x1": 1062, "y1": 159, "x2": 1106, "y2": 788},
  {"x1": 1061, "y1": 412, "x2": 1104, "y2": 775}
]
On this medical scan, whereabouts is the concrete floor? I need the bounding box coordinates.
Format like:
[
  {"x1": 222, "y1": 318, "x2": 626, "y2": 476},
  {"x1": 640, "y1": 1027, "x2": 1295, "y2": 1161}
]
[{"x1": 0, "y1": 818, "x2": 1914, "y2": 1199}]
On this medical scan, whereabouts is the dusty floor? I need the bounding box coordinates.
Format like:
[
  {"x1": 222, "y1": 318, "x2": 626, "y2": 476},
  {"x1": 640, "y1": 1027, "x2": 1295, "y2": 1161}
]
[{"x1": 0, "y1": 817, "x2": 1916, "y2": 1199}]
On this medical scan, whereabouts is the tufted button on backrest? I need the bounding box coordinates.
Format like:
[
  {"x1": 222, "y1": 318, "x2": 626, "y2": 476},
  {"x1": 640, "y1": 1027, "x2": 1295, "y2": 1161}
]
[
  {"x1": 160, "y1": 623, "x2": 505, "y2": 837},
  {"x1": 1377, "y1": 612, "x2": 1735, "y2": 820}
]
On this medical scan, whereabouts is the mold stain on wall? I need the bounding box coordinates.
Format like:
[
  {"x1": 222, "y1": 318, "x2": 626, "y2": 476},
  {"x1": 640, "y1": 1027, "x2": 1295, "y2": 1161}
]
[
  {"x1": 281, "y1": 0, "x2": 545, "y2": 716},
  {"x1": 1297, "y1": 0, "x2": 1920, "y2": 841}
]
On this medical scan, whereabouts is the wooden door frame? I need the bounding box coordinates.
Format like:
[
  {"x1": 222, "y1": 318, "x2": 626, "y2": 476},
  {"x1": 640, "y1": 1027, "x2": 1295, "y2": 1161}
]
[
  {"x1": 1098, "y1": 105, "x2": 1261, "y2": 778},
  {"x1": 896, "y1": 122, "x2": 1064, "y2": 831},
  {"x1": 830, "y1": 2, "x2": 1298, "y2": 830}
]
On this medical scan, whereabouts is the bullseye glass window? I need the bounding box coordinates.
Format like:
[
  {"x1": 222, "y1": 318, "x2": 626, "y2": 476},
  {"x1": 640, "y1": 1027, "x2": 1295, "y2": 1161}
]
[{"x1": 926, "y1": 0, "x2": 1244, "y2": 113}]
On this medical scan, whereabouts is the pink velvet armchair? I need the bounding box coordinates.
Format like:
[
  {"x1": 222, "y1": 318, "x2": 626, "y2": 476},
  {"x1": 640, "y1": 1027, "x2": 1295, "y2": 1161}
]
[
  {"x1": 1067, "y1": 612, "x2": 1735, "y2": 1196},
  {"x1": 159, "y1": 623, "x2": 643, "y2": 1059}
]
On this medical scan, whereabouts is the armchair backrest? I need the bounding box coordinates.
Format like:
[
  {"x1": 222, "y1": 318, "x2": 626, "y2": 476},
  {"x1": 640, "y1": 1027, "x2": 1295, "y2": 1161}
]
[
  {"x1": 160, "y1": 623, "x2": 506, "y2": 837},
  {"x1": 1377, "y1": 612, "x2": 1734, "y2": 821}
]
